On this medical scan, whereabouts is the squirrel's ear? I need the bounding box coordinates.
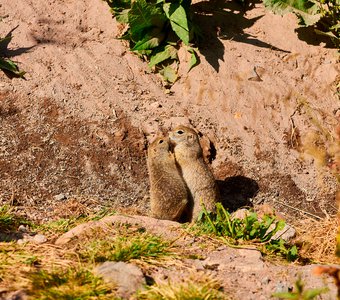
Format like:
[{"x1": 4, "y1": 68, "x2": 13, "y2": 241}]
[{"x1": 187, "y1": 133, "x2": 194, "y2": 142}]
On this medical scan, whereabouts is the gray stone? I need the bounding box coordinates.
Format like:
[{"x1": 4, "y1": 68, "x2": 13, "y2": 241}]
[
  {"x1": 18, "y1": 225, "x2": 29, "y2": 233},
  {"x1": 271, "y1": 223, "x2": 296, "y2": 242},
  {"x1": 231, "y1": 208, "x2": 249, "y2": 220},
  {"x1": 2, "y1": 289, "x2": 27, "y2": 300},
  {"x1": 95, "y1": 261, "x2": 146, "y2": 299},
  {"x1": 275, "y1": 281, "x2": 291, "y2": 293},
  {"x1": 32, "y1": 234, "x2": 47, "y2": 244},
  {"x1": 54, "y1": 193, "x2": 67, "y2": 201}
]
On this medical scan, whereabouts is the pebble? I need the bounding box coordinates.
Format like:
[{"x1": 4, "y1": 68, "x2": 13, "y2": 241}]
[
  {"x1": 95, "y1": 261, "x2": 146, "y2": 299},
  {"x1": 54, "y1": 193, "x2": 67, "y2": 201}
]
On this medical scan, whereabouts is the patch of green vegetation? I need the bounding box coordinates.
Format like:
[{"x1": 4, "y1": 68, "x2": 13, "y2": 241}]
[
  {"x1": 104, "y1": 0, "x2": 199, "y2": 84},
  {"x1": 0, "y1": 242, "x2": 39, "y2": 287},
  {"x1": 36, "y1": 208, "x2": 116, "y2": 235},
  {"x1": 28, "y1": 267, "x2": 117, "y2": 300},
  {"x1": 138, "y1": 274, "x2": 227, "y2": 300},
  {"x1": 273, "y1": 276, "x2": 329, "y2": 299},
  {"x1": 263, "y1": 0, "x2": 340, "y2": 48},
  {"x1": 79, "y1": 229, "x2": 172, "y2": 263},
  {"x1": 194, "y1": 203, "x2": 299, "y2": 262},
  {"x1": 0, "y1": 205, "x2": 31, "y2": 232},
  {"x1": 0, "y1": 36, "x2": 25, "y2": 77}
]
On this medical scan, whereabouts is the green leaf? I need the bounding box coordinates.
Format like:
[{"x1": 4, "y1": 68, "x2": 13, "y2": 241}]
[
  {"x1": 148, "y1": 44, "x2": 178, "y2": 67},
  {"x1": 129, "y1": 0, "x2": 167, "y2": 43},
  {"x1": 163, "y1": 3, "x2": 190, "y2": 45},
  {"x1": 132, "y1": 32, "x2": 165, "y2": 50},
  {"x1": 105, "y1": 0, "x2": 131, "y2": 23},
  {"x1": 314, "y1": 29, "x2": 339, "y2": 39},
  {"x1": 263, "y1": 0, "x2": 321, "y2": 26},
  {"x1": 187, "y1": 47, "x2": 199, "y2": 71},
  {"x1": 159, "y1": 65, "x2": 178, "y2": 83},
  {"x1": 303, "y1": 287, "x2": 329, "y2": 299},
  {"x1": 287, "y1": 245, "x2": 298, "y2": 261},
  {"x1": 116, "y1": 8, "x2": 130, "y2": 23},
  {"x1": 272, "y1": 292, "x2": 298, "y2": 299},
  {"x1": 0, "y1": 57, "x2": 25, "y2": 77}
]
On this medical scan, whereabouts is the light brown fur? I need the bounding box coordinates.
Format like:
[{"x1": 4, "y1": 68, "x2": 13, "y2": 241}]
[
  {"x1": 147, "y1": 136, "x2": 188, "y2": 221},
  {"x1": 169, "y1": 126, "x2": 220, "y2": 221}
]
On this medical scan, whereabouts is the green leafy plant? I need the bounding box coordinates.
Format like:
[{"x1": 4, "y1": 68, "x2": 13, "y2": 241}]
[
  {"x1": 104, "y1": 0, "x2": 199, "y2": 83},
  {"x1": 273, "y1": 276, "x2": 329, "y2": 299},
  {"x1": 0, "y1": 36, "x2": 25, "y2": 77},
  {"x1": 196, "y1": 203, "x2": 299, "y2": 261},
  {"x1": 263, "y1": 0, "x2": 340, "y2": 47}
]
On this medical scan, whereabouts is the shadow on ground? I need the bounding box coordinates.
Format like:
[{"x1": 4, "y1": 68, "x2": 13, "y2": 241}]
[{"x1": 192, "y1": 0, "x2": 290, "y2": 72}]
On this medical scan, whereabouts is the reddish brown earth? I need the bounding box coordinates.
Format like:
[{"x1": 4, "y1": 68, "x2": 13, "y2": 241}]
[
  {"x1": 0, "y1": 0, "x2": 339, "y2": 298},
  {"x1": 1, "y1": 0, "x2": 338, "y2": 223}
]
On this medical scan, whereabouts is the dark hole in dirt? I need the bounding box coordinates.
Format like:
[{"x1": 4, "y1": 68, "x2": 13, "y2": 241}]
[{"x1": 218, "y1": 176, "x2": 259, "y2": 211}]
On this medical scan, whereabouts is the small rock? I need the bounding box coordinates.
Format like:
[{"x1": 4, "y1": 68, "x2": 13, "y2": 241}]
[
  {"x1": 271, "y1": 223, "x2": 296, "y2": 242},
  {"x1": 275, "y1": 281, "x2": 291, "y2": 293},
  {"x1": 17, "y1": 239, "x2": 26, "y2": 245},
  {"x1": 261, "y1": 276, "x2": 270, "y2": 285},
  {"x1": 231, "y1": 208, "x2": 249, "y2": 220},
  {"x1": 2, "y1": 289, "x2": 28, "y2": 300},
  {"x1": 95, "y1": 261, "x2": 146, "y2": 299},
  {"x1": 54, "y1": 193, "x2": 67, "y2": 201},
  {"x1": 33, "y1": 234, "x2": 47, "y2": 244},
  {"x1": 191, "y1": 259, "x2": 205, "y2": 271},
  {"x1": 150, "y1": 101, "x2": 162, "y2": 109},
  {"x1": 18, "y1": 225, "x2": 29, "y2": 233}
]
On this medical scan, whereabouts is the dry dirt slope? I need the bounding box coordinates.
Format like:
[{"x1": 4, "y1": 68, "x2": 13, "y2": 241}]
[
  {"x1": 0, "y1": 0, "x2": 339, "y2": 299},
  {"x1": 0, "y1": 0, "x2": 339, "y2": 223}
]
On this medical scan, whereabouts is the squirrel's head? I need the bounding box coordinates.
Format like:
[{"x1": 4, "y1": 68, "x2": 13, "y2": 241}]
[
  {"x1": 147, "y1": 136, "x2": 170, "y2": 158},
  {"x1": 169, "y1": 125, "x2": 202, "y2": 157}
]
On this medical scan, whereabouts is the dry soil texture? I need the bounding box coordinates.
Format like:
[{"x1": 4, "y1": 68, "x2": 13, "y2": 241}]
[{"x1": 0, "y1": 0, "x2": 339, "y2": 222}]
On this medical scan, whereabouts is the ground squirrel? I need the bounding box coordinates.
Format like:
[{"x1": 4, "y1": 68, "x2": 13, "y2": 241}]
[
  {"x1": 169, "y1": 125, "x2": 220, "y2": 221},
  {"x1": 147, "y1": 136, "x2": 189, "y2": 221}
]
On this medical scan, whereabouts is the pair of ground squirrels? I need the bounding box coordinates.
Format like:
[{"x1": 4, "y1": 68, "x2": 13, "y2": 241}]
[{"x1": 147, "y1": 125, "x2": 220, "y2": 222}]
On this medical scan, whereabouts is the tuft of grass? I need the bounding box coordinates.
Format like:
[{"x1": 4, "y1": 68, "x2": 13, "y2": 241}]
[
  {"x1": 0, "y1": 242, "x2": 40, "y2": 290},
  {"x1": 36, "y1": 208, "x2": 116, "y2": 237},
  {"x1": 79, "y1": 228, "x2": 172, "y2": 263},
  {"x1": 273, "y1": 276, "x2": 329, "y2": 299},
  {"x1": 137, "y1": 272, "x2": 227, "y2": 300},
  {"x1": 294, "y1": 217, "x2": 339, "y2": 264},
  {"x1": 28, "y1": 267, "x2": 117, "y2": 300},
  {"x1": 193, "y1": 203, "x2": 299, "y2": 261},
  {"x1": 0, "y1": 205, "x2": 31, "y2": 232}
]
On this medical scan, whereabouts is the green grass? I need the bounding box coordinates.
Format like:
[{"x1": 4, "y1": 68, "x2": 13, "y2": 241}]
[
  {"x1": 193, "y1": 203, "x2": 299, "y2": 262},
  {"x1": 137, "y1": 274, "x2": 227, "y2": 300},
  {"x1": 36, "y1": 208, "x2": 116, "y2": 236},
  {"x1": 0, "y1": 205, "x2": 31, "y2": 232},
  {"x1": 28, "y1": 267, "x2": 117, "y2": 300},
  {"x1": 79, "y1": 228, "x2": 172, "y2": 263}
]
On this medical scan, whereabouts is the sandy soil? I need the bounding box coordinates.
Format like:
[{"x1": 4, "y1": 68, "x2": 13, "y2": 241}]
[{"x1": 0, "y1": 0, "x2": 339, "y2": 224}]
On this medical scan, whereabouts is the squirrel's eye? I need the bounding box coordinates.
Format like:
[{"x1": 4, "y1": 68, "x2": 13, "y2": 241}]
[
  {"x1": 159, "y1": 139, "x2": 164, "y2": 144},
  {"x1": 177, "y1": 130, "x2": 184, "y2": 135}
]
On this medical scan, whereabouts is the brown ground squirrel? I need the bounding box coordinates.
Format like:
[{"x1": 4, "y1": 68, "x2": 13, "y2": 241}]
[
  {"x1": 169, "y1": 125, "x2": 220, "y2": 221},
  {"x1": 147, "y1": 136, "x2": 189, "y2": 221}
]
